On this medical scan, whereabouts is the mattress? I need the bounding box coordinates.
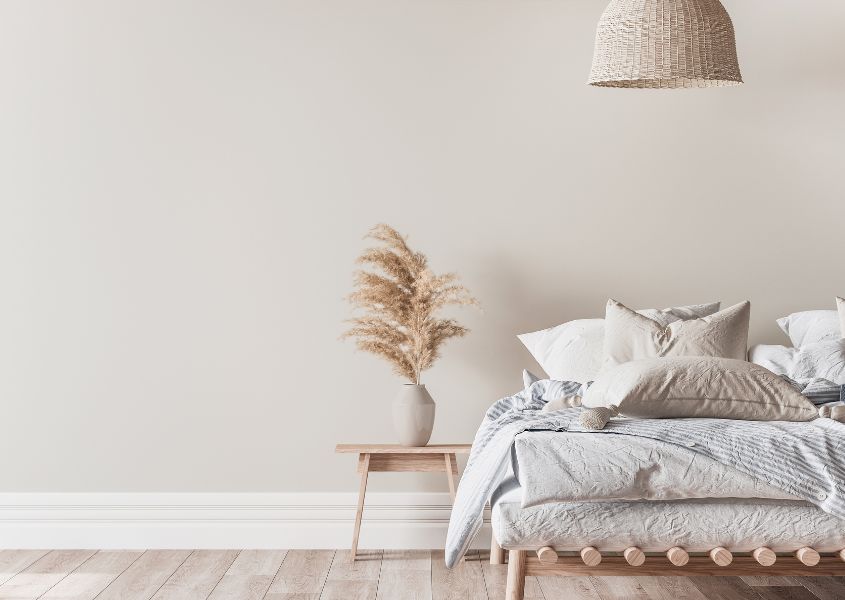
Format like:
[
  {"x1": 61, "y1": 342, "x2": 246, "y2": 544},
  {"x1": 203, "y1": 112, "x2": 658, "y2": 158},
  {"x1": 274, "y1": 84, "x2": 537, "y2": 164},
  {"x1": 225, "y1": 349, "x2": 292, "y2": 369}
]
[
  {"x1": 492, "y1": 495, "x2": 845, "y2": 552},
  {"x1": 513, "y1": 430, "x2": 797, "y2": 506}
]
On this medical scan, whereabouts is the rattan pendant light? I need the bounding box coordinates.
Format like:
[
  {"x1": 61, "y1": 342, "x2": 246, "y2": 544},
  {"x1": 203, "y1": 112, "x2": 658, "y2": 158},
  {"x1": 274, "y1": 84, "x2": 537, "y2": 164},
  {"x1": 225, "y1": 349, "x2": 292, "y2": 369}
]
[{"x1": 588, "y1": 0, "x2": 742, "y2": 88}]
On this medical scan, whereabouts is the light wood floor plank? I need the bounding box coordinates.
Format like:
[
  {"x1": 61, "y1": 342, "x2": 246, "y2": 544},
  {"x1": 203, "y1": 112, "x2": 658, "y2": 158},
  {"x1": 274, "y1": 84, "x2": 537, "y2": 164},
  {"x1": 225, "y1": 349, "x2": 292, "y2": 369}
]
[
  {"x1": 798, "y1": 576, "x2": 845, "y2": 600},
  {"x1": 265, "y1": 550, "x2": 335, "y2": 600},
  {"x1": 376, "y1": 550, "x2": 431, "y2": 600},
  {"x1": 431, "y1": 550, "x2": 487, "y2": 600},
  {"x1": 0, "y1": 550, "x2": 96, "y2": 599},
  {"x1": 320, "y1": 550, "x2": 381, "y2": 600},
  {"x1": 380, "y1": 550, "x2": 430, "y2": 572},
  {"x1": 0, "y1": 547, "x2": 835, "y2": 600},
  {"x1": 742, "y1": 576, "x2": 803, "y2": 587},
  {"x1": 206, "y1": 549, "x2": 287, "y2": 600},
  {"x1": 536, "y1": 574, "x2": 598, "y2": 600},
  {"x1": 0, "y1": 550, "x2": 50, "y2": 586},
  {"x1": 589, "y1": 576, "x2": 651, "y2": 600},
  {"x1": 636, "y1": 576, "x2": 709, "y2": 600},
  {"x1": 753, "y1": 586, "x2": 820, "y2": 600},
  {"x1": 150, "y1": 550, "x2": 239, "y2": 600},
  {"x1": 480, "y1": 555, "x2": 545, "y2": 600},
  {"x1": 689, "y1": 576, "x2": 764, "y2": 600},
  {"x1": 40, "y1": 550, "x2": 143, "y2": 600},
  {"x1": 94, "y1": 550, "x2": 192, "y2": 600}
]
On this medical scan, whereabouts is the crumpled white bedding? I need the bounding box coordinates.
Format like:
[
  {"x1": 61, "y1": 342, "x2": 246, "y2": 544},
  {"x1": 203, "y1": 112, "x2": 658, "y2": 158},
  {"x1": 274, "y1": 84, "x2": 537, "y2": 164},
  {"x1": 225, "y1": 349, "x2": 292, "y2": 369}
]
[
  {"x1": 497, "y1": 430, "x2": 840, "y2": 554},
  {"x1": 492, "y1": 496, "x2": 845, "y2": 552},
  {"x1": 514, "y1": 431, "x2": 798, "y2": 507}
]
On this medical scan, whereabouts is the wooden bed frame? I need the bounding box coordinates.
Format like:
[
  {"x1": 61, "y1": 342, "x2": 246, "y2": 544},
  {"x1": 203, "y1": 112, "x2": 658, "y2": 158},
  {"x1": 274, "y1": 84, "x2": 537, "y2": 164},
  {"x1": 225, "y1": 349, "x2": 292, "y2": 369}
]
[{"x1": 490, "y1": 536, "x2": 845, "y2": 600}]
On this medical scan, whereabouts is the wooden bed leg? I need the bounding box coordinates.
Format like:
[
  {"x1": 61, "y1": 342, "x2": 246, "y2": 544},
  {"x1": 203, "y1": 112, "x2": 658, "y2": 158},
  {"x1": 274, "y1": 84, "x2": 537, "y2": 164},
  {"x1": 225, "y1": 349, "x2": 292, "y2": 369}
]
[
  {"x1": 505, "y1": 549, "x2": 526, "y2": 600},
  {"x1": 490, "y1": 533, "x2": 506, "y2": 565}
]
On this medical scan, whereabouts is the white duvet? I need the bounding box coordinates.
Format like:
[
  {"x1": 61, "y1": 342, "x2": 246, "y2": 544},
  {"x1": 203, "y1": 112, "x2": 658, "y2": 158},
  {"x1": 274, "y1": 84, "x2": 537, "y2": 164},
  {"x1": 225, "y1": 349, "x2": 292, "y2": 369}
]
[
  {"x1": 495, "y1": 431, "x2": 844, "y2": 553},
  {"x1": 514, "y1": 431, "x2": 797, "y2": 506}
]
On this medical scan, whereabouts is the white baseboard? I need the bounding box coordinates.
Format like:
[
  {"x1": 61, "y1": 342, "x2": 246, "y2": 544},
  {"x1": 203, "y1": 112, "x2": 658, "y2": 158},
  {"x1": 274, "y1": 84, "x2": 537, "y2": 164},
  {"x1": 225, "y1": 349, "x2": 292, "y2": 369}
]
[{"x1": 0, "y1": 493, "x2": 491, "y2": 549}]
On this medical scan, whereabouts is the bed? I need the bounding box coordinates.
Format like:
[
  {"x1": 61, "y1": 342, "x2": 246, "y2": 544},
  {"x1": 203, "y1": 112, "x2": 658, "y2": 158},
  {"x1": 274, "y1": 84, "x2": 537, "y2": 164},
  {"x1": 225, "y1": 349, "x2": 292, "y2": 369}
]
[
  {"x1": 447, "y1": 299, "x2": 845, "y2": 599},
  {"x1": 444, "y1": 379, "x2": 845, "y2": 600},
  {"x1": 489, "y1": 431, "x2": 845, "y2": 599}
]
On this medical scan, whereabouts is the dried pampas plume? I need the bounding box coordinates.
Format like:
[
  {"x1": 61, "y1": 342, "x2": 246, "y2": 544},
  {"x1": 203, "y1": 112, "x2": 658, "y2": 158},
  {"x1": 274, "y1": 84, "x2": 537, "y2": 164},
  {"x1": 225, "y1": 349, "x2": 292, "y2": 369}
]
[{"x1": 342, "y1": 224, "x2": 479, "y2": 384}]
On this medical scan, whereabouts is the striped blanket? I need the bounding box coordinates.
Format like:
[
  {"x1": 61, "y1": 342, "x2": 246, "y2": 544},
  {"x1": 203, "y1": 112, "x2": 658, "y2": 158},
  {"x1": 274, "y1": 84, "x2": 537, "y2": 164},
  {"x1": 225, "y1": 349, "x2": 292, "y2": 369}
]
[{"x1": 444, "y1": 378, "x2": 845, "y2": 568}]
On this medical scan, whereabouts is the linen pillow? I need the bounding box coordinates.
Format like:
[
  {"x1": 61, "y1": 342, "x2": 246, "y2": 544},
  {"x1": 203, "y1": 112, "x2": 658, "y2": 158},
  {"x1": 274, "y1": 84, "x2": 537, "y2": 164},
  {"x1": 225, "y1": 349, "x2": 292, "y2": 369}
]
[
  {"x1": 750, "y1": 340, "x2": 845, "y2": 385},
  {"x1": 583, "y1": 356, "x2": 817, "y2": 422},
  {"x1": 518, "y1": 302, "x2": 720, "y2": 383},
  {"x1": 603, "y1": 300, "x2": 750, "y2": 369},
  {"x1": 777, "y1": 308, "x2": 841, "y2": 347}
]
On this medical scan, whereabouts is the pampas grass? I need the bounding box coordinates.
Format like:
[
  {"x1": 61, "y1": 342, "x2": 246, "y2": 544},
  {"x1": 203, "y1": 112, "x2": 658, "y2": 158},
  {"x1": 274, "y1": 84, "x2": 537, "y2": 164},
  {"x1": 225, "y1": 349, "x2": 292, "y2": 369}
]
[{"x1": 342, "y1": 224, "x2": 479, "y2": 384}]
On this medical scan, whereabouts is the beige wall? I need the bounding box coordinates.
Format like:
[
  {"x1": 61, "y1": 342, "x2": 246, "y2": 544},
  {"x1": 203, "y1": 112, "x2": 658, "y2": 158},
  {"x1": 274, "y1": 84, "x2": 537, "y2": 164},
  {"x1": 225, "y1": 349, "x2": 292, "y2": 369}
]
[{"x1": 0, "y1": 1, "x2": 843, "y2": 493}]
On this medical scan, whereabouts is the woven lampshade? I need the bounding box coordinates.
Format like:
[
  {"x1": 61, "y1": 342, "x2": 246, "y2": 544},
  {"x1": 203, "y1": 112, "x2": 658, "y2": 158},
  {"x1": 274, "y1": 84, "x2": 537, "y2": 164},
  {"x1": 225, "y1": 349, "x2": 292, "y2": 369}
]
[{"x1": 588, "y1": 0, "x2": 742, "y2": 88}]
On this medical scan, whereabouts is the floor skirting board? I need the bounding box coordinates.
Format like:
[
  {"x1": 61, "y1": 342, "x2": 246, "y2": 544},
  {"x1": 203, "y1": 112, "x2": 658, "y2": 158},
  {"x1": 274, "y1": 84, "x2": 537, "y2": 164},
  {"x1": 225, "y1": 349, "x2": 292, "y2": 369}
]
[{"x1": 0, "y1": 493, "x2": 491, "y2": 549}]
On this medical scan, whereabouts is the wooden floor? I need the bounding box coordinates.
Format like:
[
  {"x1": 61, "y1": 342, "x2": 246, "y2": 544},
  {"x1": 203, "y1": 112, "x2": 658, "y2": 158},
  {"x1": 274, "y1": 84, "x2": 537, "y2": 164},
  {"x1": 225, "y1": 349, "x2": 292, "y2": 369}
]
[{"x1": 0, "y1": 549, "x2": 844, "y2": 599}]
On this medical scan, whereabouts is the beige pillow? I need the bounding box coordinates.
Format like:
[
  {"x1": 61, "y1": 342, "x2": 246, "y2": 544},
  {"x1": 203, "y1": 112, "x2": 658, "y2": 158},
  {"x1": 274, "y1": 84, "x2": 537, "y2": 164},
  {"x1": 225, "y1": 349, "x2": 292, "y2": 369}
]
[
  {"x1": 603, "y1": 299, "x2": 750, "y2": 370},
  {"x1": 583, "y1": 356, "x2": 817, "y2": 422},
  {"x1": 838, "y1": 296, "x2": 845, "y2": 337}
]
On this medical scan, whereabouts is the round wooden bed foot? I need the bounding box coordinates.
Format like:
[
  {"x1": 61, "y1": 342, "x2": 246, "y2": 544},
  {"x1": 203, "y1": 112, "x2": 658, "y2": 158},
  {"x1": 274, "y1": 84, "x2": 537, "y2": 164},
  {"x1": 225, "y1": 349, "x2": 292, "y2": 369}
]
[
  {"x1": 580, "y1": 546, "x2": 602, "y2": 566},
  {"x1": 796, "y1": 547, "x2": 820, "y2": 566},
  {"x1": 710, "y1": 547, "x2": 733, "y2": 566},
  {"x1": 753, "y1": 547, "x2": 776, "y2": 566},
  {"x1": 537, "y1": 546, "x2": 558, "y2": 564},
  {"x1": 624, "y1": 546, "x2": 645, "y2": 566},
  {"x1": 666, "y1": 547, "x2": 689, "y2": 567}
]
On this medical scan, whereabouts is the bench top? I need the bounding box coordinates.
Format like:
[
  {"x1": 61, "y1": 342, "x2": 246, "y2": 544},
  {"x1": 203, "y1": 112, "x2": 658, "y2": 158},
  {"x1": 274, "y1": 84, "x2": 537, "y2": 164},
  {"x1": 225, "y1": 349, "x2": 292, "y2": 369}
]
[{"x1": 335, "y1": 443, "x2": 471, "y2": 454}]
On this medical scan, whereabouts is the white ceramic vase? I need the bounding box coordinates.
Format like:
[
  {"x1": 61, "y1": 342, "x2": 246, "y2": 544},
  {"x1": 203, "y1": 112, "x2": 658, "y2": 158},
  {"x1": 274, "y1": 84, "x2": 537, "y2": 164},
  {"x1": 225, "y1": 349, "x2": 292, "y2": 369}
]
[{"x1": 393, "y1": 384, "x2": 436, "y2": 447}]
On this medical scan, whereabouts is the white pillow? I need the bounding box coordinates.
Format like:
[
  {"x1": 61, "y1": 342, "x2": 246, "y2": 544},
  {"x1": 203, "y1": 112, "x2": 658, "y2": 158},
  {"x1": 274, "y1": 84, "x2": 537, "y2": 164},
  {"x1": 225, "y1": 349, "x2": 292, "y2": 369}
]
[
  {"x1": 583, "y1": 356, "x2": 817, "y2": 422},
  {"x1": 838, "y1": 296, "x2": 845, "y2": 337},
  {"x1": 522, "y1": 369, "x2": 541, "y2": 389},
  {"x1": 750, "y1": 340, "x2": 845, "y2": 385},
  {"x1": 777, "y1": 309, "x2": 841, "y2": 347},
  {"x1": 518, "y1": 302, "x2": 720, "y2": 383},
  {"x1": 603, "y1": 300, "x2": 750, "y2": 370}
]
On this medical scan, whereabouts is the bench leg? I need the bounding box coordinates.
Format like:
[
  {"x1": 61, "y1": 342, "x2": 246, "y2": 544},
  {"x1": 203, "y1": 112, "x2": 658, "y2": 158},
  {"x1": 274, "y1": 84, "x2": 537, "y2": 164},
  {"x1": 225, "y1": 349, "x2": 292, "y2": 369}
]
[
  {"x1": 444, "y1": 453, "x2": 457, "y2": 501},
  {"x1": 350, "y1": 453, "x2": 370, "y2": 561},
  {"x1": 505, "y1": 549, "x2": 526, "y2": 600},
  {"x1": 491, "y1": 533, "x2": 506, "y2": 565}
]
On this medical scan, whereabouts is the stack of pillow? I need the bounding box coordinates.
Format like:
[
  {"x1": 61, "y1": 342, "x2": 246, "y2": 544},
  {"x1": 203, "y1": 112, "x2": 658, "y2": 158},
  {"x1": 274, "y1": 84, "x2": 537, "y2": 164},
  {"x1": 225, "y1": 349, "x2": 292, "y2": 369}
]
[
  {"x1": 519, "y1": 297, "x2": 845, "y2": 423},
  {"x1": 518, "y1": 301, "x2": 723, "y2": 384}
]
